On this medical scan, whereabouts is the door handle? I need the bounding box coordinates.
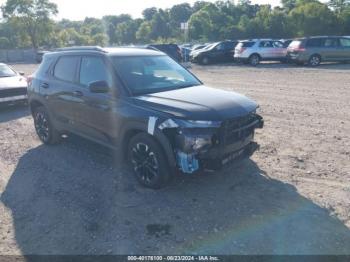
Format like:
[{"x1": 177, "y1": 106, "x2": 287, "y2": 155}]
[
  {"x1": 41, "y1": 82, "x2": 49, "y2": 89},
  {"x1": 73, "y1": 91, "x2": 83, "y2": 97}
]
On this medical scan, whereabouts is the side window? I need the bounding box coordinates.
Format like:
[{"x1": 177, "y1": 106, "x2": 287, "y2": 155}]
[
  {"x1": 340, "y1": 38, "x2": 350, "y2": 47},
  {"x1": 225, "y1": 42, "x2": 235, "y2": 50},
  {"x1": 259, "y1": 41, "x2": 273, "y2": 48},
  {"x1": 79, "y1": 56, "x2": 112, "y2": 87},
  {"x1": 54, "y1": 56, "x2": 79, "y2": 82},
  {"x1": 324, "y1": 38, "x2": 338, "y2": 48},
  {"x1": 273, "y1": 41, "x2": 283, "y2": 48},
  {"x1": 215, "y1": 43, "x2": 225, "y2": 51},
  {"x1": 306, "y1": 38, "x2": 323, "y2": 47}
]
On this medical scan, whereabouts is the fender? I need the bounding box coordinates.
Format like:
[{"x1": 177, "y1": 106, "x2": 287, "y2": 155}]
[{"x1": 118, "y1": 120, "x2": 177, "y2": 168}]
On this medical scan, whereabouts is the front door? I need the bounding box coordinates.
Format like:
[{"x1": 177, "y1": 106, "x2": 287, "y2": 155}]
[
  {"x1": 73, "y1": 55, "x2": 118, "y2": 144},
  {"x1": 339, "y1": 38, "x2": 350, "y2": 60}
]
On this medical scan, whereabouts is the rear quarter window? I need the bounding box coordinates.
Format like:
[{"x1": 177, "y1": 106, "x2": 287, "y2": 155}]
[
  {"x1": 306, "y1": 38, "x2": 324, "y2": 48},
  {"x1": 238, "y1": 42, "x2": 255, "y2": 48},
  {"x1": 53, "y1": 56, "x2": 79, "y2": 82}
]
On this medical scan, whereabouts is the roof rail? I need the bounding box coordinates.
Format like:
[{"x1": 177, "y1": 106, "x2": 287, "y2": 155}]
[{"x1": 54, "y1": 46, "x2": 106, "y2": 52}]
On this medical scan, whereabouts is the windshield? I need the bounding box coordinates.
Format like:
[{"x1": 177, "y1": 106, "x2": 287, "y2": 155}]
[
  {"x1": 203, "y1": 43, "x2": 216, "y2": 50},
  {"x1": 0, "y1": 64, "x2": 16, "y2": 77},
  {"x1": 111, "y1": 55, "x2": 201, "y2": 95}
]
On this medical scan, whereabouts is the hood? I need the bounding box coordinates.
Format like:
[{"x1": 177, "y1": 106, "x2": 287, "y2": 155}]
[
  {"x1": 132, "y1": 85, "x2": 258, "y2": 121},
  {"x1": 0, "y1": 76, "x2": 27, "y2": 89}
]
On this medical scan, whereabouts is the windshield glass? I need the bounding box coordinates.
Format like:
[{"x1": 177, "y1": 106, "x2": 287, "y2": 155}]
[
  {"x1": 0, "y1": 64, "x2": 16, "y2": 77},
  {"x1": 204, "y1": 43, "x2": 216, "y2": 50},
  {"x1": 111, "y1": 55, "x2": 201, "y2": 95}
]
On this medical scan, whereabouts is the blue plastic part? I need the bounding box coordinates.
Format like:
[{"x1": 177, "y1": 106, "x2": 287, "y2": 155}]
[{"x1": 176, "y1": 151, "x2": 199, "y2": 174}]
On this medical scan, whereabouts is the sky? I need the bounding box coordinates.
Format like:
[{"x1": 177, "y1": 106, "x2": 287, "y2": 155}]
[{"x1": 0, "y1": 0, "x2": 281, "y2": 21}]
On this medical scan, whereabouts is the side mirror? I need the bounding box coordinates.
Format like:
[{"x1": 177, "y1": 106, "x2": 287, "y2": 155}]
[
  {"x1": 88, "y1": 80, "x2": 110, "y2": 93},
  {"x1": 19, "y1": 72, "x2": 25, "y2": 76}
]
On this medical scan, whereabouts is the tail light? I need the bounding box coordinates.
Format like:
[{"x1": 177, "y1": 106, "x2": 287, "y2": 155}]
[
  {"x1": 27, "y1": 75, "x2": 33, "y2": 87},
  {"x1": 236, "y1": 47, "x2": 246, "y2": 54},
  {"x1": 177, "y1": 47, "x2": 183, "y2": 60},
  {"x1": 289, "y1": 43, "x2": 305, "y2": 52}
]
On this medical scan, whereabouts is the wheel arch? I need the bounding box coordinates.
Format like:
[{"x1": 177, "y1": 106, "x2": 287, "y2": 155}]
[
  {"x1": 29, "y1": 99, "x2": 45, "y2": 115},
  {"x1": 120, "y1": 124, "x2": 177, "y2": 168},
  {"x1": 249, "y1": 53, "x2": 262, "y2": 60},
  {"x1": 310, "y1": 53, "x2": 322, "y2": 60}
]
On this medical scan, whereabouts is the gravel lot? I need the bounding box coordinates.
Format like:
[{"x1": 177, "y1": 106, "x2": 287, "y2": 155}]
[{"x1": 0, "y1": 62, "x2": 350, "y2": 255}]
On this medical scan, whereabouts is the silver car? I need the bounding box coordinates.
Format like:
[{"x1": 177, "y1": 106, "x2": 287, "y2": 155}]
[
  {"x1": 0, "y1": 63, "x2": 27, "y2": 105},
  {"x1": 234, "y1": 39, "x2": 288, "y2": 66}
]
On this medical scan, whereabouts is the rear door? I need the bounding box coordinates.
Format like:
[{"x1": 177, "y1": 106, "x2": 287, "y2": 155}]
[
  {"x1": 305, "y1": 38, "x2": 326, "y2": 60},
  {"x1": 272, "y1": 41, "x2": 286, "y2": 59},
  {"x1": 339, "y1": 38, "x2": 350, "y2": 60},
  {"x1": 322, "y1": 37, "x2": 340, "y2": 61},
  {"x1": 223, "y1": 41, "x2": 236, "y2": 61},
  {"x1": 210, "y1": 42, "x2": 226, "y2": 62},
  {"x1": 47, "y1": 55, "x2": 80, "y2": 127},
  {"x1": 258, "y1": 41, "x2": 274, "y2": 59}
]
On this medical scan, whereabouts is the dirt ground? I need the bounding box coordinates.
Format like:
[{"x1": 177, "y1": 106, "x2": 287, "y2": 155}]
[{"x1": 0, "y1": 62, "x2": 349, "y2": 255}]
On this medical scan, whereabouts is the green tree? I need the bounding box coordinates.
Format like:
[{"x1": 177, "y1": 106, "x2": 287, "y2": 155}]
[
  {"x1": 289, "y1": 2, "x2": 338, "y2": 36},
  {"x1": 142, "y1": 7, "x2": 158, "y2": 21},
  {"x1": 1, "y1": 0, "x2": 58, "y2": 48},
  {"x1": 170, "y1": 3, "x2": 193, "y2": 24},
  {"x1": 328, "y1": 0, "x2": 350, "y2": 13}
]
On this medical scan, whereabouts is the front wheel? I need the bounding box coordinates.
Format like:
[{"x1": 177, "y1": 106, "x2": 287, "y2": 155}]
[
  {"x1": 127, "y1": 133, "x2": 171, "y2": 189},
  {"x1": 33, "y1": 106, "x2": 61, "y2": 144},
  {"x1": 201, "y1": 56, "x2": 210, "y2": 65}
]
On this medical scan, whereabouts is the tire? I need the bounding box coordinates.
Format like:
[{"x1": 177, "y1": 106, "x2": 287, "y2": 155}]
[
  {"x1": 127, "y1": 133, "x2": 171, "y2": 189},
  {"x1": 201, "y1": 56, "x2": 210, "y2": 65},
  {"x1": 308, "y1": 54, "x2": 321, "y2": 67},
  {"x1": 249, "y1": 54, "x2": 260, "y2": 66},
  {"x1": 33, "y1": 106, "x2": 61, "y2": 145}
]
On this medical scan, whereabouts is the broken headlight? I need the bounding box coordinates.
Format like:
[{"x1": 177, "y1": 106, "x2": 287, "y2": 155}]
[
  {"x1": 175, "y1": 129, "x2": 216, "y2": 153},
  {"x1": 175, "y1": 119, "x2": 222, "y2": 128}
]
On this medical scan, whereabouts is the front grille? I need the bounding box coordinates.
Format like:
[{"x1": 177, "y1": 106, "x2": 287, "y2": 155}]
[
  {"x1": 0, "y1": 88, "x2": 27, "y2": 98},
  {"x1": 222, "y1": 113, "x2": 258, "y2": 145}
]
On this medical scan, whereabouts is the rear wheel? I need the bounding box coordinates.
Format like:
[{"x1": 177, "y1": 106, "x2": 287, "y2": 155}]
[
  {"x1": 127, "y1": 133, "x2": 171, "y2": 189},
  {"x1": 249, "y1": 54, "x2": 260, "y2": 66},
  {"x1": 308, "y1": 55, "x2": 321, "y2": 67},
  {"x1": 33, "y1": 106, "x2": 61, "y2": 144}
]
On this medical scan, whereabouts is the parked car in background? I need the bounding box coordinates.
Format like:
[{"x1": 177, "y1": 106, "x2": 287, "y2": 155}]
[
  {"x1": 147, "y1": 44, "x2": 182, "y2": 62},
  {"x1": 190, "y1": 40, "x2": 238, "y2": 65},
  {"x1": 181, "y1": 47, "x2": 192, "y2": 62},
  {"x1": 191, "y1": 44, "x2": 207, "y2": 52},
  {"x1": 28, "y1": 46, "x2": 263, "y2": 188},
  {"x1": 234, "y1": 39, "x2": 287, "y2": 66},
  {"x1": 280, "y1": 39, "x2": 293, "y2": 48},
  {"x1": 287, "y1": 36, "x2": 350, "y2": 66},
  {"x1": 0, "y1": 63, "x2": 27, "y2": 105}
]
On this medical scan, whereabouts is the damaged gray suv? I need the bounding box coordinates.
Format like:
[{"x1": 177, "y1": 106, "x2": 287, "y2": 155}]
[{"x1": 28, "y1": 46, "x2": 264, "y2": 188}]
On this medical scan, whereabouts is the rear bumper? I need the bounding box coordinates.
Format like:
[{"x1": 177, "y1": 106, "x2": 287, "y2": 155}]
[{"x1": 287, "y1": 52, "x2": 308, "y2": 63}]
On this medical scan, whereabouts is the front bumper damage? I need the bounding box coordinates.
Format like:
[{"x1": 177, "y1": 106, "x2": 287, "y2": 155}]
[{"x1": 158, "y1": 113, "x2": 264, "y2": 174}]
